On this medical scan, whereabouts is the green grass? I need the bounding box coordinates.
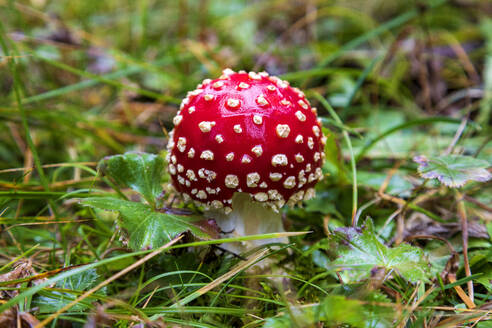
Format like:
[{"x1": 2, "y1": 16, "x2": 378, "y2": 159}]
[{"x1": 1, "y1": 0, "x2": 491, "y2": 327}]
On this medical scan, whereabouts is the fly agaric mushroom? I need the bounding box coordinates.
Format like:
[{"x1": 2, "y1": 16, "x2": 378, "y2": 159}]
[{"x1": 167, "y1": 69, "x2": 326, "y2": 251}]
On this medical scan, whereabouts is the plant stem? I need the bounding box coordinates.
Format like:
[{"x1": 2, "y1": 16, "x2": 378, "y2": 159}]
[
  {"x1": 207, "y1": 193, "x2": 287, "y2": 254},
  {"x1": 455, "y1": 190, "x2": 474, "y2": 305},
  {"x1": 313, "y1": 92, "x2": 358, "y2": 226}
]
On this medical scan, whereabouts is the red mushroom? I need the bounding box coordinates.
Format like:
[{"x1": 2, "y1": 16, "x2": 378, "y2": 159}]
[{"x1": 167, "y1": 69, "x2": 326, "y2": 250}]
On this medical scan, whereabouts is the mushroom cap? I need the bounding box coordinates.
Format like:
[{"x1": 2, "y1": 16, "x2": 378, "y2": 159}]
[{"x1": 166, "y1": 69, "x2": 326, "y2": 213}]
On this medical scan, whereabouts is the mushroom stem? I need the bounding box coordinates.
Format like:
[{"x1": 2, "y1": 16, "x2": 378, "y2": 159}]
[{"x1": 207, "y1": 192, "x2": 288, "y2": 254}]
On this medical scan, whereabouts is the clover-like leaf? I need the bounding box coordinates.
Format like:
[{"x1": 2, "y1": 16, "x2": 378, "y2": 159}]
[
  {"x1": 414, "y1": 154, "x2": 491, "y2": 188},
  {"x1": 98, "y1": 152, "x2": 164, "y2": 207},
  {"x1": 333, "y1": 219, "x2": 430, "y2": 283},
  {"x1": 82, "y1": 197, "x2": 209, "y2": 250}
]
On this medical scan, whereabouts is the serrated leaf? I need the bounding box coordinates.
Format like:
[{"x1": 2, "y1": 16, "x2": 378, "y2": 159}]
[
  {"x1": 34, "y1": 269, "x2": 102, "y2": 313},
  {"x1": 333, "y1": 219, "x2": 430, "y2": 283},
  {"x1": 414, "y1": 154, "x2": 491, "y2": 188},
  {"x1": 98, "y1": 152, "x2": 164, "y2": 207},
  {"x1": 58, "y1": 268, "x2": 99, "y2": 291},
  {"x1": 82, "y1": 197, "x2": 209, "y2": 250}
]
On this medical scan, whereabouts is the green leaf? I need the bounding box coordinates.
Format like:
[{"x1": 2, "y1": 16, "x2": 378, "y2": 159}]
[
  {"x1": 414, "y1": 154, "x2": 491, "y2": 188},
  {"x1": 322, "y1": 129, "x2": 348, "y2": 183},
  {"x1": 487, "y1": 222, "x2": 492, "y2": 242},
  {"x1": 478, "y1": 322, "x2": 492, "y2": 328},
  {"x1": 357, "y1": 170, "x2": 413, "y2": 197},
  {"x1": 263, "y1": 316, "x2": 292, "y2": 328},
  {"x1": 317, "y1": 295, "x2": 365, "y2": 327},
  {"x1": 263, "y1": 295, "x2": 370, "y2": 328},
  {"x1": 33, "y1": 269, "x2": 102, "y2": 313},
  {"x1": 304, "y1": 191, "x2": 340, "y2": 215},
  {"x1": 98, "y1": 152, "x2": 164, "y2": 207},
  {"x1": 82, "y1": 197, "x2": 209, "y2": 250},
  {"x1": 333, "y1": 219, "x2": 430, "y2": 283},
  {"x1": 476, "y1": 266, "x2": 492, "y2": 293}
]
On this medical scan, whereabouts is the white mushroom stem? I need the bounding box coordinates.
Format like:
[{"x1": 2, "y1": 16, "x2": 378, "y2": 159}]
[{"x1": 206, "y1": 192, "x2": 288, "y2": 254}]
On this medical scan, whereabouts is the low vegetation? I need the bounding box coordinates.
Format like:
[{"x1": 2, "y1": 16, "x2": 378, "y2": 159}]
[{"x1": 0, "y1": 1, "x2": 491, "y2": 327}]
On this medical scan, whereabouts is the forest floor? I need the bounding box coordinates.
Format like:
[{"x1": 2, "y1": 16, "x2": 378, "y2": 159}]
[{"x1": 0, "y1": 1, "x2": 491, "y2": 327}]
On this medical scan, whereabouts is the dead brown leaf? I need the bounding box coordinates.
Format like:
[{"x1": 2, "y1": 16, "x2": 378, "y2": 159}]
[
  {"x1": 0, "y1": 260, "x2": 38, "y2": 300},
  {"x1": 0, "y1": 307, "x2": 41, "y2": 328}
]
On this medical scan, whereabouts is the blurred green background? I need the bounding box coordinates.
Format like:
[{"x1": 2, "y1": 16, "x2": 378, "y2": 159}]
[
  {"x1": 0, "y1": 0, "x2": 491, "y2": 326},
  {"x1": 1, "y1": 0, "x2": 490, "y2": 219}
]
